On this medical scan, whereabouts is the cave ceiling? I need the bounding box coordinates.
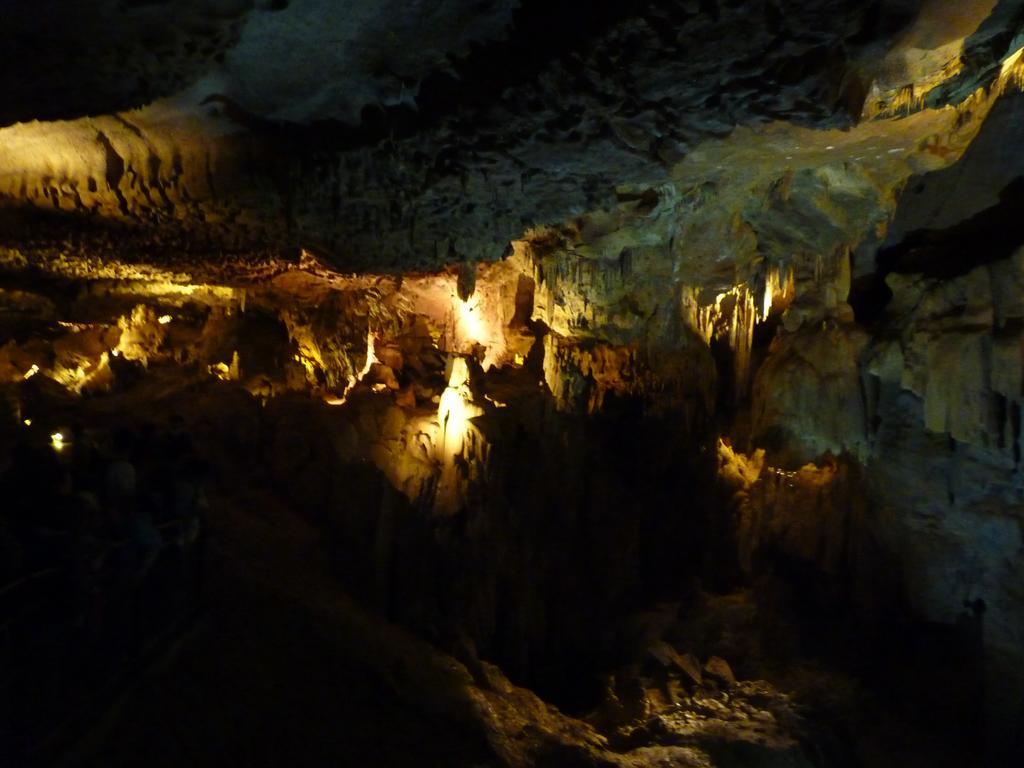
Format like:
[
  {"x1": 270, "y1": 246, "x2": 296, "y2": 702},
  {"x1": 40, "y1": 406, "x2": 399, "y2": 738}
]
[{"x1": 1, "y1": 0, "x2": 1023, "y2": 287}]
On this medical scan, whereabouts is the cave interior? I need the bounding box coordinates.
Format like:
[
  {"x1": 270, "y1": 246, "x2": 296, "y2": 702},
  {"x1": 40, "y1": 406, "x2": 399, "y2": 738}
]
[{"x1": 1, "y1": 1, "x2": 1024, "y2": 766}]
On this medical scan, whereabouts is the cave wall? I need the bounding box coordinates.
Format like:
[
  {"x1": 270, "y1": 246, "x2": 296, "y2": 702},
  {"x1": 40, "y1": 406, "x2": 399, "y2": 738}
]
[
  {"x1": 732, "y1": 113, "x2": 1024, "y2": 750},
  {"x1": 3, "y1": 94, "x2": 1023, "y2": 739},
  {"x1": 4, "y1": 2, "x2": 1024, "y2": 761}
]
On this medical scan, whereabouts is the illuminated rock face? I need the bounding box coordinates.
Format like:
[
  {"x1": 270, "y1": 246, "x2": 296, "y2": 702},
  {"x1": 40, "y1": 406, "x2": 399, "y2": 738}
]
[
  {"x1": 5, "y1": 2, "x2": 1024, "y2": 764},
  {"x1": 1, "y1": 1, "x2": 997, "y2": 271}
]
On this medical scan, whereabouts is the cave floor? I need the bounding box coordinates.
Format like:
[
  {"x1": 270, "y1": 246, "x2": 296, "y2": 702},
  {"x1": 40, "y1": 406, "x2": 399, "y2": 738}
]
[
  {"x1": 10, "y1": 380, "x2": 990, "y2": 768},
  {"x1": 58, "y1": 486, "x2": 502, "y2": 768},
  {"x1": 54, "y1": 482, "x2": 976, "y2": 768}
]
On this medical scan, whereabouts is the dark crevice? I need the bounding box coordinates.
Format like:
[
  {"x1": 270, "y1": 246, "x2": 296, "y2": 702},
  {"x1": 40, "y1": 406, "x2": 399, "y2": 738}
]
[
  {"x1": 849, "y1": 272, "x2": 894, "y2": 327},
  {"x1": 94, "y1": 130, "x2": 130, "y2": 217},
  {"x1": 995, "y1": 392, "x2": 1008, "y2": 450},
  {"x1": 878, "y1": 176, "x2": 1024, "y2": 280},
  {"x1": 853, "y1": 174, "x2": 1024, "y2": 326},
  {"x1": 113, "y1": 114, "x2": 145, "y2": 139},
  {"x1": 1012, "y1": 401, "x2": 1021, "y2": 466}
]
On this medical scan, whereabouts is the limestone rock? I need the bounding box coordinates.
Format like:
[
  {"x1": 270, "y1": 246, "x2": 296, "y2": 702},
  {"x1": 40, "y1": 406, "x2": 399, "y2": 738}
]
[{"x1": 702, "y1": 656, "x2": 737, "y2": 688}]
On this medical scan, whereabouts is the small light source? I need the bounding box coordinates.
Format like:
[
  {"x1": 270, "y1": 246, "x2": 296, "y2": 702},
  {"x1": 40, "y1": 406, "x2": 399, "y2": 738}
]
[
  {"x1": 22, "y1": 419, "x2": 31, "y2": 426},
  {"x1": 111, "y1": 349, "x2": 120, "y2": 357},
  {"x1": 158, "y1": 315, "x2": 172, "y2": 325},
  {"x1": 23, "y1": 364, "x2": 39, "y2": 380},
  {"x1": 50, "y1": 432, "x2": 65, "y2": 451}
]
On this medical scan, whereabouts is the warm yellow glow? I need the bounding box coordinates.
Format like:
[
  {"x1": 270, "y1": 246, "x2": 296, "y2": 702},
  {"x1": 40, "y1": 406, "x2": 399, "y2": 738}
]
[
  {"x1": 762, "y1": 265, "x2": 796, "y2": 320},
  {"x1": 448, "y1": 356, "x2": 470, "y2": 388},
  {"x1": 293, "y1": 353, "x2": 318, "y2": 381},
  {"x1": 23, "y1": 364, "x2": 39, "y2": 380},
  {"x1": 686, "y1": 286, "x2": 758, "y2": 357},
  {"x1": 22, "y1": 419, "x2": 31, "y2": 426},
  {"x1": 50, "y1": 432, "x2": 65, "y2": 451},
  {"x1": 438, "y1": 386, "x2": 468, "y2": 452},
  {"x1": 684, "y1": 272, "x2": 794, "y2": 349},
  {"x1": 208, "y1": 362, "x2": 232, "y2": 381},
  {"x1": 357, "y1": 331, "x2": 377, "y2": 381},
  {"x1": 681, "y1": 276, "x2": 794, "y2": 398},
  {"x1": 1001, "y1": 46, "x2": 1023, "y2": 78},
  {"x1": 206, "y1": 354, "x2": 240, "y2": 381},
  {"x1": 999, "y1": 46, "x2": 1024, "y2": 95},
  {"x1": 324, "y1": 330, "x2": 378, "y2": 406},
  {"x1": 457, "y1": 297, "x2": 485, "y2": 344},
  {"x1": 452, "y1": 292, "x2": 507, "y2": 369},
  {"x1": 111, "y1": 349, "x2": 120, "y2": 357},
  {"x1": 56, "y1": 321, "x2": 98, "y2": 331},
  {"x1": 717, "y1": 438, "x2": 765, "y2": 487},
  {"x1": 437, "y1": 357, "x2": 480, "y2": 458},
  {"x1": 158, "y1": 315, "x2": 172, "y2": 325}
]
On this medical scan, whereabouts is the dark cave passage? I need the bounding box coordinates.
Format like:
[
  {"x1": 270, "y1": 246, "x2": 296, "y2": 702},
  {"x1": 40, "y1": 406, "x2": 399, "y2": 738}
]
[{"x1": 1, "y1": 364, "x2": 1005, "y2": 767}]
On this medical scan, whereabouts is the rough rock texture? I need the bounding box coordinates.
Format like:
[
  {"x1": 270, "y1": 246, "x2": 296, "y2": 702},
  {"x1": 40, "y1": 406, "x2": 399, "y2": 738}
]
[
  {"x1": 1, "y1": 0, "x2": 997, "y2": 270},
  {"x1": 4, "y1": 1, "x2": 1024, "y2": 765},
  {"x1": 0, "y1": 0, "x2": 517, "y2": 129}
]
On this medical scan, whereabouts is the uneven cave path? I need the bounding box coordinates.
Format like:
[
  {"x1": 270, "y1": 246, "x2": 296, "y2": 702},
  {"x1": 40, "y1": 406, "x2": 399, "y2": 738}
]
[{"x1": 59, "y1": 489, "x2": 501, "y2": 768}]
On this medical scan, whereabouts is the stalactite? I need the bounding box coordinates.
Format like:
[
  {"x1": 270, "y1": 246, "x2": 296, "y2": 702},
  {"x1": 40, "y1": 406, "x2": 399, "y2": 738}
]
[
  {"x1": 680, "y1": 286, "x2": 717, "y2": 345},
  {"x1": 862, "y1": 42, "x2": 1024, "y2": 122},
  {"x1": 998, "y1": 46, "x2": 1024, "y2": 96},
  {"x1": 730, "y1": 288, "x2": 758, "y2": 399},
  {"x1": 681, "y1": 267, "x2": 794, "y2": 400},
  {"x1": 762, "y1": 264, "x2": 795, "y2": 321}
]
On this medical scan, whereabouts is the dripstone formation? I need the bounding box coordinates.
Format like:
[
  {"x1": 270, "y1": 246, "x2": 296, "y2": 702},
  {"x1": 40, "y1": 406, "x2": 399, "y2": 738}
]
[{"x1": 2, "y1": 2, "x2": 1023, "y2": 766}]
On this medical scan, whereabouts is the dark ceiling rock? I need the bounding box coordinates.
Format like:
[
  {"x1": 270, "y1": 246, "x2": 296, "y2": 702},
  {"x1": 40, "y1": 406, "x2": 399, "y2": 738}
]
[
  {"x1": 0, "y1": 0, "x2": 251, "y2": 127},
  {"x1": 218, "y1": 0, "x2": 519, "y2": 124},
  {"x1": 2, "y1": 0, "x2": 1024, "y2": 279},
  {"x1": 0, "y1": 0, "x2": 521, "y2": 129},
  {"x1": 0, "y1": 0, "x2": 950, "y2": 274}
]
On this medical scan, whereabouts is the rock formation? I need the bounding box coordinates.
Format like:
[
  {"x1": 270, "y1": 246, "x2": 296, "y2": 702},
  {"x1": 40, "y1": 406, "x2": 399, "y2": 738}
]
[{"x1": 2, "y1": 1, "x2": 1024, "y2": 765}]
